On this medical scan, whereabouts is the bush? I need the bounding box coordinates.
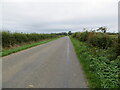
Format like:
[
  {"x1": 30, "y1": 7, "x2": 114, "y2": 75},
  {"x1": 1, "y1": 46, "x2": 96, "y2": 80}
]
[
  {"x1": 115, "y1": 34, "x2": 120, "y2": 56},
  {"x1": 78, "y1": 31, "x2": 89, "y2": 42},
  {"x1": 2, "y1": 31, "x2": 58, "y2": 48},
  {"x1": 89, "y1": 34, "x2": 113, "y2": 49},
  {"x1": 2, "y1": 31, "x2": 11, "y2": 47},
  {"x1": 72, "y1": 32, "x2": 113, "y2": 49},
  {"x1": 70, "y1": 37, "x2": 119, "y2": 88}
]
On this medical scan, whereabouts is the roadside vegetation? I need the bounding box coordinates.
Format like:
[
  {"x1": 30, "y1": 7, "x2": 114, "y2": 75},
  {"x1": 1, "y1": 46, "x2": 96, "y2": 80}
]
[
  {"x1": 1, "y1": 38, "x2": 58, "y2": 56},
  {"x1": 2, "y1": 31, "x2": 59, "y2": 48},
  {"x1": 70, "y1": 28, "x2": 120, "y2": 88},
  {"x1": 1, "y1": 31, "x2": 64, "y2": 56}
]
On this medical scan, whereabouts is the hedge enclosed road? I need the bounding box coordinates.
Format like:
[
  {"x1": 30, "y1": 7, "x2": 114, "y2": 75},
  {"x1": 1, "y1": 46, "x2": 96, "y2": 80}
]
[{"x1": 2, "y1": 36, "x2": 87, "y2": 88}]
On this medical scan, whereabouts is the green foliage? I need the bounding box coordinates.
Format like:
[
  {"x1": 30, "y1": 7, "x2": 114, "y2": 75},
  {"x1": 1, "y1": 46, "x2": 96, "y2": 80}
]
[
  {"x1": 72, "y1": 32, "x2": 113, "y2": 49},
  {"x1": 70, "y1": 37, "x2": 120, "y2": 88},
  {"x1": 68, "y1": 31, "x2": 72, "y2": 35},
  {"x1": 111, "y1": 33, "x2": 120, "y2": 57},
  {"x1": 89, "y1": 34, "x2": 113, "y2": 49},
  {"x1": 2, "y1": 31, "x2": 58, "y2": 48},
  {"x1": 71, "y1": 31, "x2": 119, "y2": 88},
  {"x1": 116, "y1": 34, "x2": 120, "y2": 56},
  {"x1": 72, "y1": 31, "x2": 89, "y2": 42},
  {"x1": 78, "y1": 31, "x2": 89, "y2": 42},
  {"x1": 1, "y1": 38, "x2": 57, "y2": 56}
]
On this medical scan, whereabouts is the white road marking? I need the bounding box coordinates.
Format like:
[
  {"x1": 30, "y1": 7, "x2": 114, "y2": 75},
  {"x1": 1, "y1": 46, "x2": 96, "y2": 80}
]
[{"x1": 27, "y1": 85, "x2": 34, "y2": 88}]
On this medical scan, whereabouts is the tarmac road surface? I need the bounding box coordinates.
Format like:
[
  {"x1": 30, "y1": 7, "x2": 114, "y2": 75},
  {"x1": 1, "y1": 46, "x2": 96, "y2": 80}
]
[{"x1": 2, "y1": 36, "x2": 87, "y2": 88}]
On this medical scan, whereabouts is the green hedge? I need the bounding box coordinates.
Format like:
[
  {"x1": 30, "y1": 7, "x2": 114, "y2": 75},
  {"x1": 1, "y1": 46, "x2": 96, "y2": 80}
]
[
  {"x1": 2, "y1": 31, "x2": 58, "y2": 48},
  {"x1": 72, "y1": 32, "x2": 114, "y2": 49},
  {"x1": 70, "y1": 37, "x2": 120, "y2": 88}
]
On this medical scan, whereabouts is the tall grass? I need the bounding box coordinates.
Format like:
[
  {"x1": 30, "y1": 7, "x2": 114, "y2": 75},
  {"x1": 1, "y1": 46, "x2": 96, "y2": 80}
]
[{"x1": 2, "y1": 31, "x2": 58, "y2": 48}]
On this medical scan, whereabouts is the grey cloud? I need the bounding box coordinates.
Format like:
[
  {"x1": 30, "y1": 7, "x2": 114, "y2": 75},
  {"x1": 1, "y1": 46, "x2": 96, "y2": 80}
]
[{"x1": 1, "y1": 0, "x2": 118, "y2": 33}]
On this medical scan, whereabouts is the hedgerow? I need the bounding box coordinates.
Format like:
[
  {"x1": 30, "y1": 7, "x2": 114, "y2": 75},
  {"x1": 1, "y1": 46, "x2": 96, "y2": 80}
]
[
  {"x1": 70, "y1": 37, "x2": 120, "y2": 88},
  {"x1": 2, "y1": 31, "x2": 58, "y2": 48},
  {"x1": 71, "y1": 31, "x2": 120, "y2": 88},
  {"x1": 72, "y1": 32, "x2": 114, "y2": 49}
]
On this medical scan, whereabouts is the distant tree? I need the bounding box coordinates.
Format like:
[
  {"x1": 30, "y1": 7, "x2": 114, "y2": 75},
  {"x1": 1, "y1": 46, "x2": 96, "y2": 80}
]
[
  {"x1": 83, "y1": 28, "x2": 87, "y2": 31},
  {"x1": 56, "y1": 32, "x2": 67, "y2": 36},
  {"x1": 68, "y1": 31, "x2": 72, "y2": 35},
  {"x1": 97, "y1": 27, "x2": 107, "y2": 33}
]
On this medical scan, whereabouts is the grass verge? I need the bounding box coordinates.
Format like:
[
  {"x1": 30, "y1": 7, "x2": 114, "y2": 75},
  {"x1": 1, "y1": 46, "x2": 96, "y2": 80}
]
[
  {"x1": 1, "y1": 38, "x2": 58, "y2": 57},
  {"x1": 70, "y1": 37, "x2": 98, "y2": 88},
  {"x1": 70, "y1": 37, "x2": 119, "y2": 88}
]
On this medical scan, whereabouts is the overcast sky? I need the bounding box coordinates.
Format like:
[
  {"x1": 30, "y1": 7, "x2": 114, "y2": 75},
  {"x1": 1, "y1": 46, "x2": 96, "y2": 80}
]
[{"x1": 0, "y1": 0, "x2": 119, "y2": 33}]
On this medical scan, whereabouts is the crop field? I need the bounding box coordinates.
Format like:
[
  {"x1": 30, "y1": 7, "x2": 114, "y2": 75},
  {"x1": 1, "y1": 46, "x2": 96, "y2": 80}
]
[{"x1": 70, "y1": 31, "x2": 120, "y2": 88}]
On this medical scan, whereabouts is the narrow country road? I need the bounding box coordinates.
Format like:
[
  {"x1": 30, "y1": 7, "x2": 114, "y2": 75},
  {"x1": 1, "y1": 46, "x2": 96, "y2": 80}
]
[{"x1": 2, "y1": 36, "x2": 87, "y2": 88}]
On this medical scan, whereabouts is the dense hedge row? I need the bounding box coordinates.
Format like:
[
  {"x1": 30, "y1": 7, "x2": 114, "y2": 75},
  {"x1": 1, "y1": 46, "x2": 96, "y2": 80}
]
[
  {"x1": 114, "y1": 34, "x2": 120, "y2": 57},
  {"x1": 72, "y1": 31, "x2": 115, "y2": 49},
  {"x1": 2, "y1": 31, "x2": 58, "y2": 48},
  {"x1": 72, "y1": 31, "x2": 120, "y2": 58},
  {"x1": 71, "y1": 31, "x2": 120, "y2": 88},
  {"x1": 71, "y1": 38, "x2": 119, "y2": 88}
]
